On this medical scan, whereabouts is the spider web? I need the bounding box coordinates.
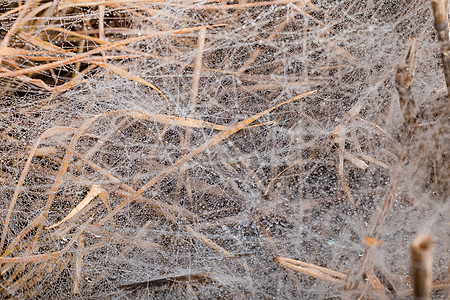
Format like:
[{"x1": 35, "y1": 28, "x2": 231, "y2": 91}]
[{"x1": 0, "y1": 0, "x2": 448, "y2": 299}]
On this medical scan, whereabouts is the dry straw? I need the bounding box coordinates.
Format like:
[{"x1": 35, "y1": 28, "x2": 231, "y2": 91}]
[{"x1": 0, "y1": 0, "x2": 448, "y2": 299}]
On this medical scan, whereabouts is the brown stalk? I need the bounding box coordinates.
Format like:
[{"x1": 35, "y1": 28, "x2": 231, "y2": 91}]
[
  {"x1": 395, "y1": 39, "x2": 418, "y2": 125},
  {"x1": 431, "y1": 0, "x2": 450, "y2": 95},
  {"x1": 411, "y1": 234, "x2": 433, "y2": 300}
]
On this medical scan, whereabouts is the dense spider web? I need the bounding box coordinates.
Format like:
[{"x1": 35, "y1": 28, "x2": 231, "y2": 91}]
[{"x1": 0, "y1": 0, "x2": 448, "y2": 299}]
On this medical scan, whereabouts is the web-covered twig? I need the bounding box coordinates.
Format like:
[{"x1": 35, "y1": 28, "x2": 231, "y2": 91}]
[{"x1": 431, "y1": 0, "x2": 450, "y2": 95}]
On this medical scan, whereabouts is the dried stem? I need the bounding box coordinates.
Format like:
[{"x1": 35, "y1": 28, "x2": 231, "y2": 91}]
[
  {"x1": 431, "y1": 0, "x2": 450, "y2": 95},
  {"x1": 395, "y1": 39, "x2": 418, "y2": 125},
  {"x1": 411, "y1": 234, "x2": 433, "y2": 300}
]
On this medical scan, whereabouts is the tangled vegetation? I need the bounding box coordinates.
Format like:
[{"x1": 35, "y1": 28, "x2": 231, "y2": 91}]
[{"x1": 0, "y1": 0, "x2": 448, "y2": 299}]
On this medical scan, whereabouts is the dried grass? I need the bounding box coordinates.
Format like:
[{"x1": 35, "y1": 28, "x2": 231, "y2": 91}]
[{"x1": 0, "y1": 0, "x2": 449, "y2": 299}]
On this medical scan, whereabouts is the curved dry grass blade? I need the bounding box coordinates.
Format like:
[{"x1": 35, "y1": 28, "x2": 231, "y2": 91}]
[
  {"x1": 41, "y1": 118, "x2": 101, "y2": 215},
  {"x1": 45, "y1": 185, "x2": 110, "y2": 230}
]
